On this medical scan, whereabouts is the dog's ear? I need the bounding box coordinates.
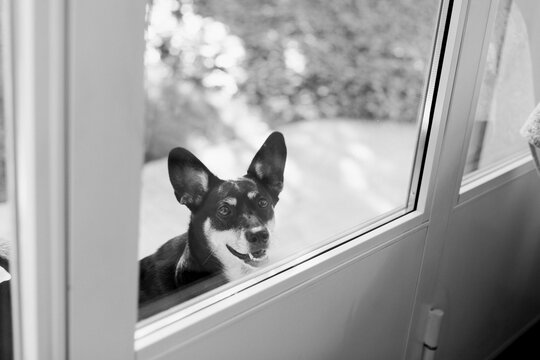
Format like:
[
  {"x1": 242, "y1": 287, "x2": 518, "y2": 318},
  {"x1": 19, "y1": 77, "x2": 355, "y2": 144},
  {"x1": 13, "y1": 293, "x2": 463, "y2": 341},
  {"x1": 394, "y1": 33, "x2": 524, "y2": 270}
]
[
  {"x1": 246, "y1": 132, "x2": 287, "y2": 202},
  {"x1": 168, "y1": 148, "x2": 219, "y2": 211}
]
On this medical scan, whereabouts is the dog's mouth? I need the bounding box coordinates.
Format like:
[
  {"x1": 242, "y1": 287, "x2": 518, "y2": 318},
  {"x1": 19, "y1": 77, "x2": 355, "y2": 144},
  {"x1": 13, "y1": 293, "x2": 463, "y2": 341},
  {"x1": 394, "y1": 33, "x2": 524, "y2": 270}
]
[{"x1": 226, "y1": 245, "x2": 268, "y2": 266}]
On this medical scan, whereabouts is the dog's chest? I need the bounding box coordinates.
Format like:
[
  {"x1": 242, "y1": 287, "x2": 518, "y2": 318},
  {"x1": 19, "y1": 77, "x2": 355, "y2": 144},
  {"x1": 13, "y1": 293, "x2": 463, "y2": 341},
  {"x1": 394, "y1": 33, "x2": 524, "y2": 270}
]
[{"x1": 222, "y1": 261, "x2": 255, "y2": 281}]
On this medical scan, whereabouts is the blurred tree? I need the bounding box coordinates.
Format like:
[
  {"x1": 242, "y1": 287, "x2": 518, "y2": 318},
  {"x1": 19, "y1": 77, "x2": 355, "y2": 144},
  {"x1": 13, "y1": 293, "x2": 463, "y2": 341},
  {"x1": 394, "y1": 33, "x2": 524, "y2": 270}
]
[
  {"x1": 144, "y1": 0, "x2": 440, "y2": 159},
  {"x1": 192, "y1": 0, "x2": 439, "y2": 123}
]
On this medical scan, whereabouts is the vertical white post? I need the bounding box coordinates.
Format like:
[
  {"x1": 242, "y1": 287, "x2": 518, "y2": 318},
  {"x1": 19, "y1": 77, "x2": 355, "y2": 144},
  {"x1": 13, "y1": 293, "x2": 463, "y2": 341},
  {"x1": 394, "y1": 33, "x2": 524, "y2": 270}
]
[
  {"x1": 11, "y1": 0, "x2": 67, "y2": 359},
  {"x1": 67, "y1": 0, "x2": 146, "y2": 358}
]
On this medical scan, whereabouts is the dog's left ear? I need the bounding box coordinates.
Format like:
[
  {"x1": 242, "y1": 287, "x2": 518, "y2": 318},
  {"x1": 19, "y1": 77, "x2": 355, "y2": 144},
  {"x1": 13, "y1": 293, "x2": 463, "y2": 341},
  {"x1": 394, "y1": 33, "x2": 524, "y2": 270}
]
[
  {"x1": 246, "y1": 132, "x2": 287, "y2": 202},
  {"x1": 168, "y1": 147, "x2": 220, "y2": 211}
]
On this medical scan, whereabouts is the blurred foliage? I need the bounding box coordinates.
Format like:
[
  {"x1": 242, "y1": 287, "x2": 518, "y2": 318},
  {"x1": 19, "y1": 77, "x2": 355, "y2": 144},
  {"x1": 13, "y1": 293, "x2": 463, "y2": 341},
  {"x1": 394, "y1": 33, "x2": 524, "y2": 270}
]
[
  {"x1": 145, "y1": 0, "x2": 439, "y2": 160},
  {"x1": 144, "y1": 80, "x2": 237, "y2": 161},
  {"x1": 193, "y1": 0, "x2": 439, "y2": 123},
  {"x1": 150, "y1": 0, "x2": 438, "y2": 121}
]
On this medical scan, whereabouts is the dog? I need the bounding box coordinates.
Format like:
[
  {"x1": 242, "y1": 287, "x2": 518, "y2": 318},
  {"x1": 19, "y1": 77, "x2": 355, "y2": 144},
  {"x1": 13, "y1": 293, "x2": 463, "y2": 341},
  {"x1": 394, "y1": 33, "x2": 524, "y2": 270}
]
[{"x1": 139, "y1": 132, "x2": 287, "y2": 304}]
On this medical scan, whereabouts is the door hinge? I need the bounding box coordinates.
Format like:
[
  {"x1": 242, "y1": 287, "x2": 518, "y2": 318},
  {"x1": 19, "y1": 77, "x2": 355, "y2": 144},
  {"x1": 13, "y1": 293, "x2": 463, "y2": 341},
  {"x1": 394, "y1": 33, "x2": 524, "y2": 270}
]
[{"x1": 422, "y1": 308, "x2": 444, "y2": 360}]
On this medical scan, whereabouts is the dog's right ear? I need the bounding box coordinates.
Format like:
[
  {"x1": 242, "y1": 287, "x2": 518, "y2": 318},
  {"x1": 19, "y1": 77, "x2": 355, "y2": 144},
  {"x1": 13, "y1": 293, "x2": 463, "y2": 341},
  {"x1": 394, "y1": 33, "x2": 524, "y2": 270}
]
[
  {"x1": 246, "y1": 132, "x2": 287, "y2": 202},
  {"x1": 168, "y1": 148, "x2": 219, "y2": 211}
]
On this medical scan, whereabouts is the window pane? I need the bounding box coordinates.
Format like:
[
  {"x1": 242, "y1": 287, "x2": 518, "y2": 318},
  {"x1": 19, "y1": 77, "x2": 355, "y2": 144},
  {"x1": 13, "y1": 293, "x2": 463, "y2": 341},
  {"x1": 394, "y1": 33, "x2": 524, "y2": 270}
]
[
  {"x1": 138, "y1": 0, "x2": 441, "y2": 320},
  {"x1": 463, "y1": 0, "x2": 534, "y2": 177}
]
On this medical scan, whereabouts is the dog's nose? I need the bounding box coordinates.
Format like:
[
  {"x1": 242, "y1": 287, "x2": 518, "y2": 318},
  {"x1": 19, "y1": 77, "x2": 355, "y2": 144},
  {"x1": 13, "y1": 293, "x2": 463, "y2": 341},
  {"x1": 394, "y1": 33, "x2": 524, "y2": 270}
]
[{"x1": 246, "y1": 229, "x2": 269, "y2": 244}]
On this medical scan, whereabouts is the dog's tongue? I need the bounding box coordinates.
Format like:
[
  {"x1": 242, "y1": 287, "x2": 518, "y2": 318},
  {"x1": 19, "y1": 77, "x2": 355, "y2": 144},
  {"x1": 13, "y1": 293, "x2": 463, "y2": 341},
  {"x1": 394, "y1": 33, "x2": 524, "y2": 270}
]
[{"x1": 226, "y1": 245, "x2": 268, "y2": 266}]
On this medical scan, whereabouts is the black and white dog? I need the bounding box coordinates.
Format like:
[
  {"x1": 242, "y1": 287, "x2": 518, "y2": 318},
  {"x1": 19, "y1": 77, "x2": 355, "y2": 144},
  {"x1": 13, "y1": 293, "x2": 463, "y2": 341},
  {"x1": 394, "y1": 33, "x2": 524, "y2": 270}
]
[{"x1": 139, "y1": 132, "x2": 287, "y2": 304}]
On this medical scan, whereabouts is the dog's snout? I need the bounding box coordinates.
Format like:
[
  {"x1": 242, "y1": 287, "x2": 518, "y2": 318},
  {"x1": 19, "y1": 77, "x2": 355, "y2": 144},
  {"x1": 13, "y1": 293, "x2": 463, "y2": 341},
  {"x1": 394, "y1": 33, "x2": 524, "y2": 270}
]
[{"x1": 246, "y1": 229, "x2": 269, "y2": 244}]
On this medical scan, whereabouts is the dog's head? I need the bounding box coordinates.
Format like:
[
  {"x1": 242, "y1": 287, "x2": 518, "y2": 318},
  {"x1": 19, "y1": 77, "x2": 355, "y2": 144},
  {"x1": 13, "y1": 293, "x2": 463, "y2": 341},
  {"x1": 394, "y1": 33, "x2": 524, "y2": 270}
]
[{"x1": 168, "y1": 132, "x2": 287, "y2": 279}]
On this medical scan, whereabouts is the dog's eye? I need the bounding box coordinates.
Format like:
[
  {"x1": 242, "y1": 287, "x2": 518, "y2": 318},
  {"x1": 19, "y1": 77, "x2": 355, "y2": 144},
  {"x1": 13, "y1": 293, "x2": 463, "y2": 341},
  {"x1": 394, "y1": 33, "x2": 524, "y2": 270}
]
[
  {"x1": 217, "y1": 205, "x2": 231, "y2": 216},
  {"x1": 258, "y1": 198, "x2": 269, "y2": 208}
]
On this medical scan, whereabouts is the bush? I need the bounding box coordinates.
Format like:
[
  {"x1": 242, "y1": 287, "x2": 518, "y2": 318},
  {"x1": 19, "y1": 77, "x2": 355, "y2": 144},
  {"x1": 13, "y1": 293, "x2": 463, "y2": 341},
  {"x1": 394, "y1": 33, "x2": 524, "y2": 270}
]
[
  {"x1": 150, "y1": 0, "x2": 439, "y2": 126},
  {"x1": 144, "y1": 0, "x2": 439, "y2": 160}
]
